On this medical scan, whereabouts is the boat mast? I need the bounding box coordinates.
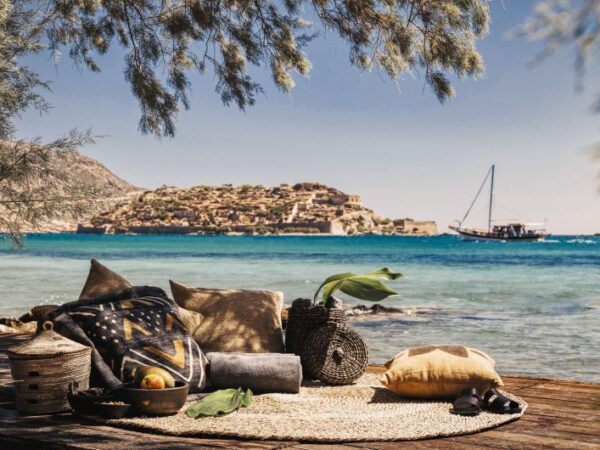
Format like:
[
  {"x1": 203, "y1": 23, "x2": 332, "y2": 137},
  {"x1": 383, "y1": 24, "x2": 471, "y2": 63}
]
[
  {"x1": 488, "y1": 164, "x2": 495, "y2": 232},
  {"x1": 458, "y1": 165, "x2": 494, "y2": 229}
]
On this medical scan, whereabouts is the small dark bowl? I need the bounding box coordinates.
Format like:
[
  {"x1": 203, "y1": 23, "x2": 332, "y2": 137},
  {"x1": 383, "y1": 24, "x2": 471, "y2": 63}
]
[
  {"x1": 68, "y1": 392, "x2": 114, "y2": 416},
  {"x1": 94, "y1": 401, "x2": 131, "y2": 419},
  {"x1": 118, "y1": 381, "x2": 189, "y2": 416}
]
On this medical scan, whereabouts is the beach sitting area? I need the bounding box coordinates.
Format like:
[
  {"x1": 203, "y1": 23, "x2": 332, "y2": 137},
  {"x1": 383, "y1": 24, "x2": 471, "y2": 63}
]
[{"x1": 0, "y1": 260, "x2": 598, "y2": 448}]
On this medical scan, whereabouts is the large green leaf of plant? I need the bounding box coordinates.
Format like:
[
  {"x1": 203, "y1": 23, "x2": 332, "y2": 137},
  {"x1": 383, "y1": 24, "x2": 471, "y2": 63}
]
[
  {"x1": 314, "y1": 267, "x2": 402, "y2": 303},
  {"x1": 186, "y1": 388, "x2": 253, "y2": 418},
  {"x1": 313, "y1": 272, "x2": 355, "y2": 303},
  {"x1": 361, "y1": 268, "x2": 403, "y2": 281}
]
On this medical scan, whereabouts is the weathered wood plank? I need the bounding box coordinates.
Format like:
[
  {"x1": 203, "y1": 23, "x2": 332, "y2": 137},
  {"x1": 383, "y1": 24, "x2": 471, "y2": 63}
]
[
  {"x1": 524, "y1": 407, "x2": 600, "y2": 424},
  {"x1": 517, "y1": 386, "x2": 600, "y2": 404},
  {"x1": 518, "y1": 395, "x2": 599, "y2": 414},
  {"x1": 496, "y1": 417, "x2": 600, "y2": 443},
  {"x1": 289, "y1": 444, "x2": 366, "y2": 450},
  {"x1": 534, "y1": 381, "x2": 600, "y2": 395},
  {"x1": 0, "y1": 412, "x2": 297, "y2": 449},
  {"x1": 350, "y1": 440, "x2": 503, "y2": 449},
  {"x1": 521, "y1": 413, "x2": 600, "y2": 434},
  {"x1": 468, "y1": 429, "x2": 599, "y2": 449}
]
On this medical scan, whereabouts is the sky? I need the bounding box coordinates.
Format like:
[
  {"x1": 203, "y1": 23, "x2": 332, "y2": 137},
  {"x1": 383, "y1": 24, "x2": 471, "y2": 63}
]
[{"x1": 16, "y1": 1, "x2": 600, "y2": 234}]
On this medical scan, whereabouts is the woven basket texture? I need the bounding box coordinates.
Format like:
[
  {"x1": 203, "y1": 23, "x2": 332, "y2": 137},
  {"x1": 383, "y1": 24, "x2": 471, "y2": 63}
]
[
  {"x1": 8, "y1": 323, "x2": 92, "y2": 414},
  {"x1": 30, "y1": 305, "x2": 60, "y2": 332},
  {"x1": 304, "y1": 324, "x2": 368, "y2": 385},
  {"x1": 285, "y1": 305, "x2": 346, "y2": 356}
]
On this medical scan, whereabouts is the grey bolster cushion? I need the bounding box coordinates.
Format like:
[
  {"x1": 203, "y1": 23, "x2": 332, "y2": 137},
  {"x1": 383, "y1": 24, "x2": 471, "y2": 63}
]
[{"x1": 206, "y1": 352, "x2": 303, "y2": 393}]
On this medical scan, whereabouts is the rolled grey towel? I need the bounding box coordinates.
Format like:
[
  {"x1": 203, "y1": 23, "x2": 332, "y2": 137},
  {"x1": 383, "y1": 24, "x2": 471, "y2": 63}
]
[{"x1": 206, "y1": 352, "x2": 303, "y2": 394}]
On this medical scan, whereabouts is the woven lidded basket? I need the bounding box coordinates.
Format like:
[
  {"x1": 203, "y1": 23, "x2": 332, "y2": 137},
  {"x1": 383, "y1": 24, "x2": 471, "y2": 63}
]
[
  {"x1": 8, "y1": 321, "x2": 92, "y2": 415},
  {"x1": 285, "y1": 303, "x2": 346, "y2": 357},
  {"x1": 303, "y1": 324, "x2": 368, "y2": 385}
]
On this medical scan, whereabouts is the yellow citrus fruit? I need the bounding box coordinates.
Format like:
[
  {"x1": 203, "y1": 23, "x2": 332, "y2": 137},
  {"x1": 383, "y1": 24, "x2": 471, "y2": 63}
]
[{"x1": 140, "y1": 374, "x2": 166, "y2": 389}]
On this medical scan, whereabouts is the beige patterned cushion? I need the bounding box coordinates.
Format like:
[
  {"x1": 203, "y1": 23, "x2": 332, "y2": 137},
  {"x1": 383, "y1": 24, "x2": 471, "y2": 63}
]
[
  {"x1": 381, "y1": 345, "x2": 503, "y2": 399},
  {"x1": 169, "y1": 280, "x2": 285, "y2": 353}
]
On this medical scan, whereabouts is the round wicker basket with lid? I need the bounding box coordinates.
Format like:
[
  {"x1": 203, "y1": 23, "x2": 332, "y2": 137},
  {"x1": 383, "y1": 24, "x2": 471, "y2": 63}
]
[
  {"x1": 303, "y1": 324, "x2": 368, "y2": 385},
  {"x1": 8, "y1": 321, "x2": 92, "y2": 415}
]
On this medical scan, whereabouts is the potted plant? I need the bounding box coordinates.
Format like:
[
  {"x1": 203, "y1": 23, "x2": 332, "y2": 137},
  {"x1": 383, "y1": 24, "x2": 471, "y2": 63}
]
[{"x1": 285, "y1": 268, "x2": 402, "y2": 381}]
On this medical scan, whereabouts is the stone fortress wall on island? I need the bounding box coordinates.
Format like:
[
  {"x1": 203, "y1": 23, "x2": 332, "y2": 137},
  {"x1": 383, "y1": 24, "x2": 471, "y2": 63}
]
[{"x1": 78, "y1": 182, "x2": 437, "y2": 236}]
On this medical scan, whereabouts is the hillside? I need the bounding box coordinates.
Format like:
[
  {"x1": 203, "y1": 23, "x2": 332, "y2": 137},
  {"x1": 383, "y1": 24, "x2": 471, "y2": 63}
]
[
  {"x1": 13, "y1": 150, "x2": 142, "y2": 232},
  {"x1": 80, "y1": 182, "x2": 437, "y2": 235},
  {"x1": 52, "y1": 151, "x2": 141, "y2": 199}
]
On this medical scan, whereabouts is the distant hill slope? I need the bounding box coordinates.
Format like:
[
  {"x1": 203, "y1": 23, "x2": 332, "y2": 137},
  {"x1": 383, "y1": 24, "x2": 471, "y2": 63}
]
[
  {"x1": 52, "y1": 151, "x2": 141, "y2": 198},
  {"x1": 82, "y1": 182, "x2": 438, "y2": 236},
  {"x1": 6, "y1": 149, "x2": 142, "y2": 233}
]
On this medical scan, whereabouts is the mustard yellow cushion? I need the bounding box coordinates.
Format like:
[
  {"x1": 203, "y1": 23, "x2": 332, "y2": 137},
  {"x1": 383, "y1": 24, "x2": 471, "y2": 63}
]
[
  {"x1": 169, "y1": 280, "x2": 285, "y2": 353},
  {"x1": 380, "y1": 345, "x2": 503, "y2": 399}
]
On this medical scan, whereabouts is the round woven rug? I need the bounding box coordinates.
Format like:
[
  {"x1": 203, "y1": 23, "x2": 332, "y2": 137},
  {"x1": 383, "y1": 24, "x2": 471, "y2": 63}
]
[{"x1": 104, "y1": 373, "x2": 526, "y2": 442}]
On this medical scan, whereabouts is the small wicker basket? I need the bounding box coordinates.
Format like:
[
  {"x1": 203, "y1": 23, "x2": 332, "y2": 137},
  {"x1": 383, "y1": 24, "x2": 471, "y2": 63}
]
[
  {"x1": 303, "y1": 324, "x2": 368, "y2": 385},
  {"x1": 285, "y1": 303, "x2": 346, "y2": 356},
  {"x1": 8, "y1": 321, "x2": 92, "y2": 415}
]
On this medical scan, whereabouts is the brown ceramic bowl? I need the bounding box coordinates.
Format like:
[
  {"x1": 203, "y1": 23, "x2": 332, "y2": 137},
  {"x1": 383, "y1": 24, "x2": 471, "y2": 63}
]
[
  {"x1": 94, "y1": 401, "x2": 131, "y2": 419},
  {"x1": 68, "y1": 389, "x2": 114, "y2": 416},
  {"x1": 118, "y1": 381, "x2": 189, "y2": 416}
]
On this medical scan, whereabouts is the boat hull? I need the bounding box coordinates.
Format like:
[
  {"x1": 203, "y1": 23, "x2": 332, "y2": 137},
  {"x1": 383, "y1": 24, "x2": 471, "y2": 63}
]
[{"x1": 449, "y1": 226, "x2": 545, "y2": 241}]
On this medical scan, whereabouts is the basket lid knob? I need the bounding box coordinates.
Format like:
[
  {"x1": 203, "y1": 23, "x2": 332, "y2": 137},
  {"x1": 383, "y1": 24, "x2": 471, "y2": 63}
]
[
  {"x1": 332, "y1": 347, "x2": 345, "y2": 363},
  {"x1": 42, "y1": 321, "x2": 53, "y2": 331}
]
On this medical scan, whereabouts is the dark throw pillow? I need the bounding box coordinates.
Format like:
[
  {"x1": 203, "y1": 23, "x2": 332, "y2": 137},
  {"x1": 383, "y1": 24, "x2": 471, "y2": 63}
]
[
  {"x1": 51, "y1": 286, "x2": 207, "y2": 393},
  {"x1": 79, "y1": 259, "x2": 133, "y2": 300},
  {"x1": 77, "y1": 259, "x2": 205, "y2": 338}
]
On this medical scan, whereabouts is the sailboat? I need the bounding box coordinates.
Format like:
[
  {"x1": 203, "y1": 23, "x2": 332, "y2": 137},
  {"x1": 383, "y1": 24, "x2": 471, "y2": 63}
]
[{"x1": 449, "y1": 165, "x2": 546, "y2": 241}]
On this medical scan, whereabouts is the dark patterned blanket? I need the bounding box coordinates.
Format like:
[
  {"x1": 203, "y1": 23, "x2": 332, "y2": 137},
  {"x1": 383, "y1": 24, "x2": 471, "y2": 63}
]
[{"x1": 50, "y1": 286, "x2": 206, "y2": 393}]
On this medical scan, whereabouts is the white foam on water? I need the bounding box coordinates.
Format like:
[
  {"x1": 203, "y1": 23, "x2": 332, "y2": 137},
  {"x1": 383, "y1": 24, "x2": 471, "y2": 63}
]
[{"x1": 567, "y1": 238, "x2": 596, "y2": 244}]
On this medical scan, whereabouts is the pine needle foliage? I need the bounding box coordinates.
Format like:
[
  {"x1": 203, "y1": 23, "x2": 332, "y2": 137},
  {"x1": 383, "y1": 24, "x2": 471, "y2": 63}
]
[
  {"x1": 30, "y1": 0, "x2": 490, "y2": 137},
  {"x1": 0, "y1": 1, "x2": 97, "y2": 246},
  {"x1": 511, "y1": 0, "x2": 600, "y2": 189},
  {"x1": 0, "y1": 1, "x2": 47, "y2": 140},
  {"x1": 0, "y1": 135, "x2": 99, "y2": 246}
]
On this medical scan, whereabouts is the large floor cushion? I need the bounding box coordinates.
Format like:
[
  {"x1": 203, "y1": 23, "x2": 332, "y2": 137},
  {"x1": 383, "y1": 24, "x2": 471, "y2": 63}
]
[
  {"x1": 51, "y1": 286, "x2": 207, "y2": 393},
  {"x1": 381, "y1": 345, "x2": 503, "y2": 399},
  {"x1": 169, "y1": 280, "x2": 285, "y2": 353}
]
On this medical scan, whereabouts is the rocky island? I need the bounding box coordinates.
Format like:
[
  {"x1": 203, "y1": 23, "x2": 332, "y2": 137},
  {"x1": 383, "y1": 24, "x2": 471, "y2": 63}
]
[{"x1": 79, "y1": 182, "x2": 437, "y2": 236}]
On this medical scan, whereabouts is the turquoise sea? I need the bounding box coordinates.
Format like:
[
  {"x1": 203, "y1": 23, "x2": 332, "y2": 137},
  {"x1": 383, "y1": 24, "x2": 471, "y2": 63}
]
[{"x1": 1, "y1": 234, "x2": 598, "y2": 381}]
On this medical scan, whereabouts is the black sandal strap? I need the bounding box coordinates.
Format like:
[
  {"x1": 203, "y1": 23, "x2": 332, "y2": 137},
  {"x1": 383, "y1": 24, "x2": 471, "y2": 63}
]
[
  {"x1": 451, "y1": 388, "x2": 482, "y2": 416},
  {"x1": 483, "y1": 389, "x2": 522, "y2": 414}
]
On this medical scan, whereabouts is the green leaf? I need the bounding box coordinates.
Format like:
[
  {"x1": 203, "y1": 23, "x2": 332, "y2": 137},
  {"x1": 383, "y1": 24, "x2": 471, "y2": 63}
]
[
  {"x1": 361, "y1": 267, "x2": 403, "y2": 281},
  {"x1": 185, "y1": 388, "x2": 253, "y2": 418},
  {"x1": 314, "y1": 268, "x2": 402, "y2": 303},
  {"x1": 313, "y1": 272, "x2": 356, "y2": 303},
  {"x1": 338, "y1": 276, "x2": 398, "y2": 301},
  {"x1": 321, "y1": 279, "x2": 346, "y2": 303},
  {"x1": 321, "y1": 272, "x2": 357, "y2": 284},
  {"x1": 241, "y1": 389, "x2": 253, "y2": 407}
]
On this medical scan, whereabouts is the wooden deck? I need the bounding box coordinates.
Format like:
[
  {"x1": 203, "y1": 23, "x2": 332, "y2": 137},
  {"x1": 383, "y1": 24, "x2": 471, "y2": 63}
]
[{"x1": 0, "y1": 333, "x2": 598, "y2": 449}]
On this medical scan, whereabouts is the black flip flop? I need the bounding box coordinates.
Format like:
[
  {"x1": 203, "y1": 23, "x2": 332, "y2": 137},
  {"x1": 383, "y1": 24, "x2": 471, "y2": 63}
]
[
  {"x1": 451, "y1": 388, "x2": 482, "y2": 416},
  {"x1": 482, "y1": 388, "x2": 522, "y2": 414}
]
